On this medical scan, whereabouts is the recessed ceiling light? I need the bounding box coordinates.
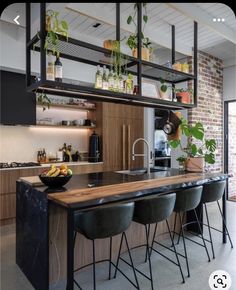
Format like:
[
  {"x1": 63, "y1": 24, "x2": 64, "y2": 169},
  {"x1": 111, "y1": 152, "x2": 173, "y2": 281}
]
[
  {"x1": 213, "y1": 18, "x2": 216, "y2": 22},
  {"x1": 222, "y1": 18, "x2": 225, "y2": 22},
  {"x1": 93, "y1": 23, "x2": 101, "y2": 28},
  {"x1": 217, "y1": 18, "x2": 221, "y2": 22}
]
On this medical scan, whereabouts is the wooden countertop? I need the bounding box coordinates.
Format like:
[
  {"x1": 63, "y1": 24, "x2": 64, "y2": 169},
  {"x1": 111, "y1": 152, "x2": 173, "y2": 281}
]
[{"x1": 45, "y1": 171, "x2": 228, "y2": 209}]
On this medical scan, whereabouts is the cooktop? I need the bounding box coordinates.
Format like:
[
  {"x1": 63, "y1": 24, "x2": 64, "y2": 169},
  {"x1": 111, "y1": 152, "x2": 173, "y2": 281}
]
[{"x1": 0, "y1": 162, "x2": 41, "y2": 169}]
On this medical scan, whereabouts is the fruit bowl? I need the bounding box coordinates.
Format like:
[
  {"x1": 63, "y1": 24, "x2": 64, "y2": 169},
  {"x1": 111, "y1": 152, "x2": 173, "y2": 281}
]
[{"x1": 39, "y1": 174, "x2": 72, "y2": 188}]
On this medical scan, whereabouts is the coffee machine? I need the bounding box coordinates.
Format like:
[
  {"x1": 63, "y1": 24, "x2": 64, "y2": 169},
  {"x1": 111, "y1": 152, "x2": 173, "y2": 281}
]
[{"x1": 88, "y1": 131, "x2": 101, "y2": 162}]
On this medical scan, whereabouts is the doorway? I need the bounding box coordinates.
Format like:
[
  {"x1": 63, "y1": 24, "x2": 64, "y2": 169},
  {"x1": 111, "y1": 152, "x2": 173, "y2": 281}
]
[{"x1": 224, "y1": 100, "x2": 236, "y2": 201}]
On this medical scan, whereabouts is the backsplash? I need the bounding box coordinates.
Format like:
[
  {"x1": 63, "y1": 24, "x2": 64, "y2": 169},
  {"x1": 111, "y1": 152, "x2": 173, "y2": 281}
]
[{"x1": 0, "y1": 125, "x2": 88, "y2": 162}]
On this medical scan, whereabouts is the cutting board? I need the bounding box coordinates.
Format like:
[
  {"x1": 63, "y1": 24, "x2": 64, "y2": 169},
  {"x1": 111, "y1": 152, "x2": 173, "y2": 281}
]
[{"x1": 19, "y1": 176, "x2": 43, "y2": 187}]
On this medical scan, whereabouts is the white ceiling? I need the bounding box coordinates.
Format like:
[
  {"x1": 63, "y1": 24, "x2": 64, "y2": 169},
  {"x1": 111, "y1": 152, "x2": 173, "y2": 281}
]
[{"x1": 1, "y1": 3, "x2": 236, "y2": 66}]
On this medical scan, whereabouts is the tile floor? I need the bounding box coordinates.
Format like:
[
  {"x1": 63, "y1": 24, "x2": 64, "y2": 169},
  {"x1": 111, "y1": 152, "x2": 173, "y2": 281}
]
[{"x1": 1, "y1": 201, "x2": 236, "y2": 290}]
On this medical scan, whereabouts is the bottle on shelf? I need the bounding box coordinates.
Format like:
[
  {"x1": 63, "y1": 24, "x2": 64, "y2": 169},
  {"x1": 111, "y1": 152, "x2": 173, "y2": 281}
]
[
  {"x1": 62, "y1": 143, "x2": 67, "y2": 162},
  {"x1": 108, "y1": 68, "x2": 114, "y2": 91},
  {"x1": 102, "y1": 65, "x2": 108, "y2": 90},
  {"x1": 125, "y1": 73, "x2": 134, "y2": 94},
  {"x1": 54, "y1": 56, "x2": 63, "y2": 82},
  {"x1": 37, "y1": 150, "x2": 42, "y2": 163},
  {"x1": 46, "y1": 52, "x2": 55, "y2": 81},
  {"x1": 119, "y1": 74, "x2": 124, "y2": 93},
  {"x1": 42, "y1": 148, "x2": 47, "y2": 163},
  {"x1": 95, "y1": 65, "x2": 102, "y2": 89}
]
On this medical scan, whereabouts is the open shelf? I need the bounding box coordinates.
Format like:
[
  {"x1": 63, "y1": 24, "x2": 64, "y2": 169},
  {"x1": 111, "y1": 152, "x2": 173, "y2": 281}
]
[
  {"x1": 30, "y1": 80, "x2": 195, "y2": 110},
  {"x1": 35, "y1": 124, "x2": 95, "y2": 129},
  {"x1": 36, "y1": 103, "x2": 96, "y2": 111}
]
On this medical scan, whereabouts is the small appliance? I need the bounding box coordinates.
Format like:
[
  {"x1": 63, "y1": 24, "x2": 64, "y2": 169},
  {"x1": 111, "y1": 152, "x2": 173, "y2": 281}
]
[{"x1": 88, "y1": 131, "x2": 101, "y2": 163}]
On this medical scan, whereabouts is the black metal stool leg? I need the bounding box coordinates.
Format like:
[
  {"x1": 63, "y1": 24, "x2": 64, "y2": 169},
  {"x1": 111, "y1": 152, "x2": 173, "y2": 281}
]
[
  {"x1": 193, "y1": 209, "x2": 211, "y2": 262},
  {"x1": 166, "y1": 220, "x2": 185, "y2": 284},
  {"x1": 108, "y1": 236, "x2": 112, "y2": 279},
  {"x1": 114, "y1": 233, "x2": 124, "y2": 279},
  {"x1": 217, "y1": 201, "x2": 234, "y2": 248},
  {"x1": 145, "y1": 225, "x2": 154, "y2": 290},
  {"x1": 145, "y1": 224, "x2": 151, "y2": 263},
  {"x1": 204, "y1": 203, "x2": 215, "y2": 259},
  {"x1": 92, "y1": 240, "x2": 96, "y2": 290},
  {"x1": 179, "y1": 212, "x2": 190, "y2": 277},
  {"x1": 172, "y1": 212, "x2": 177, "y2": 246},
  {"x1": 150, "y1": 222, "x2": 158, "y2": 257},
  {"x1": 177, "y1": 212, "x2": 184, "y2": 245},
  {"x1": 123, "y1": 232, "x2": 140, "y2": 290}
]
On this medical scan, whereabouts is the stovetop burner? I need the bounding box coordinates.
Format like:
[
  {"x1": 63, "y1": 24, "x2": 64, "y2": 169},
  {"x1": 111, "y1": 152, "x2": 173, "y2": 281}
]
[{"x1": 0, "y1": 162, "x2": 41, "y2": 169}]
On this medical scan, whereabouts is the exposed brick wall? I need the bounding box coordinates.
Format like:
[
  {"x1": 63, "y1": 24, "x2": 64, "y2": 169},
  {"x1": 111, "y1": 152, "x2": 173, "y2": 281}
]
[
  {"x1": 228, "y1": 104, "x2": 236, "y2": 197},
  {"x1": 188, "y1": 51, "x2": 223, "y2": 172}
]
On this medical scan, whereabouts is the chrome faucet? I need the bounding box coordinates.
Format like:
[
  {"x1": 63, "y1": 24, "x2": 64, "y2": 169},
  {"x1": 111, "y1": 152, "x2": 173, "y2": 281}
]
[{"x1": 132, "y1": 138, "x2": 152, "y2": 174}]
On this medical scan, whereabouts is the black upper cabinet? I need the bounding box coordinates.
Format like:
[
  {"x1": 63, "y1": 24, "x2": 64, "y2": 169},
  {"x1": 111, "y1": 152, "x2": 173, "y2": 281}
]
[{"x1": 1, "y1": 70, "x2": 36, "y2": 125}]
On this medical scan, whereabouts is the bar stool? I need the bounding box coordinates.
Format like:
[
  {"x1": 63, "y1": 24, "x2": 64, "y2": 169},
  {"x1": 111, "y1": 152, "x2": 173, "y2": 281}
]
[
  {"x1": 172, "y1": 186, "x2": 211, "y2": 277},
  {"x1": 201, "y1": 180, "x2": 234, "y2": 259},
  {"x1": 74, "y1": 202, "x2": 139, "y2": 290},
  {"x1": 116, "y1": 193, "x2": 185, "y2": 290}
]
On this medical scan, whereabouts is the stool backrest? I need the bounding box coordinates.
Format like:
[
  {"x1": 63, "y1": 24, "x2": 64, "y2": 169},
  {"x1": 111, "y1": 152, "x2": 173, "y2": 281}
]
[
  {"x1": 201, "y1": 180, "x2": 226, "y2": 203},
  {"x1": 133, "y1": 193, "x2": 176, "y2": 225},
  {"x1": 74, "y1": 202, "x2": 134, "y2": 240},
  {"x1": 174, "y1": 186, "x2": 203, "y2": 212}
]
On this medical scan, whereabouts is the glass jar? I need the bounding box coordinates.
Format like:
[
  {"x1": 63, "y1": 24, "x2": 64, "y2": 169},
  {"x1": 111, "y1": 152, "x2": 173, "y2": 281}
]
[{"x1": 182, "y1": 63, "x2": 189, "y2": 73}]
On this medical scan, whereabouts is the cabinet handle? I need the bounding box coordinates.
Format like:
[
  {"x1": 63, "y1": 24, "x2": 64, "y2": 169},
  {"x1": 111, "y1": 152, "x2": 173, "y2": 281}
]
[
  {"x1": 122, "y1": 124, "x2": 126, "y2": 170},
  {"x1": 127, "y1": 124, "x2": 131, "y2": 170}
]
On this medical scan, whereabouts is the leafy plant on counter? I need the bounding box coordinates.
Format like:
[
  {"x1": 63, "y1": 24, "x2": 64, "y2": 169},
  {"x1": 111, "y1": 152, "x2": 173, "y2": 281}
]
[
  {"x1": 159, "y1": 78, "x2": 171, "y2": 93},
  {"x1": 169, "y1": 118, "x2": 216, "y2": 165},
  {"x1": 36, "y1": 92, "x2": 51, "y2": 111},
  {"x1": 34, "y1": 10, "x2": 69, "y2": 57},
  {"x1": 126, "y1": 3, "x2": 152, "y2": 50}
]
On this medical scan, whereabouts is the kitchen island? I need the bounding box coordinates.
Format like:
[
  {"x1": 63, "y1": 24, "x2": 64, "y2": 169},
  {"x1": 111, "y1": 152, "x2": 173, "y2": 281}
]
[{"x1": 16, "y1": 169, "x2": 229, "y2": 290}]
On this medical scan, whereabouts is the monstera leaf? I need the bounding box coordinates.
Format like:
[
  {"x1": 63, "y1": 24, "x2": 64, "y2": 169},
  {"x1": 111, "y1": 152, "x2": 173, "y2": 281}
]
[
  {"x1": 191, "y1": 122, "x2": 204, "y2": 140},
  {"x1": 205, "y1": 153, "x2": 215, "y2": 164},
  {"x1": 205, "y1": 139, "x2": 216, "y2": 152}
]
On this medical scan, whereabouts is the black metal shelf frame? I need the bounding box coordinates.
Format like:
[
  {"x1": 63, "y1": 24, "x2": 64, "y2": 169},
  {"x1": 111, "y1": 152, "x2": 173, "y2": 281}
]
[{"x1": 26, "y1": 3, "x2": 198, "y2": 109}]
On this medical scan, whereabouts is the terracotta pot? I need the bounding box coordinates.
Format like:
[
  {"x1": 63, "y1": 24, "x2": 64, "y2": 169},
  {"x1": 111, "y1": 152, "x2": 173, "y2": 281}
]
[
  {"x1": 176, "y1": 92, "x2": 190, "y2": 104},
  {"x1": 103, "y1": 40, "x2": 120, "y2": 51},
  {"x1": 132, "y1": 48, "x2": 150, "y2": 61},
  {"x1": 186, "y1": 157, "x2": 204, "y2": 172}
]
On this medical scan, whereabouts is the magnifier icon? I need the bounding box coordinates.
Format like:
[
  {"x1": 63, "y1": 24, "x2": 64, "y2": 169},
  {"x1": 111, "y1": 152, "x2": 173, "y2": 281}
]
[{"x1": 217, "y1": 278, "x2": 224, "y2": 285}]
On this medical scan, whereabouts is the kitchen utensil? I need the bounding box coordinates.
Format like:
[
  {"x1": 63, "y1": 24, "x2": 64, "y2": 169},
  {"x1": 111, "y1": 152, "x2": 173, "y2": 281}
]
[
  {"x1": 163, "y1": 111, "x2": 175, "y2": 135},
  {"x1": 88, "y1": 131, "x2": 100, "y2": 162}
]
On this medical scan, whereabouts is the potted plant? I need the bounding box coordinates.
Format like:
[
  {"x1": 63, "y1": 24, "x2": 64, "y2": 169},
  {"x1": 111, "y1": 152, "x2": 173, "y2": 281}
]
[
  {"x1": 174, "y1": 88, "x2": 193, "y2": 104},
  {"x1": 37, "y1": 92, "x2": 51, "y2": 111},
  {"x1": 159, "y1": 78, "x2": 171, "y2": 100},
  {"x1": 176, "y1": 155, "x2": 187, "y2": 171},
  {"x1": 126, "y1": 3, "x2": 152, "y2": 61},
  {"x1": 169, "y1": 118, "x2": 216, "y2": 172},
  {"x1": 35, "y1": 10, "x2": 69, "y2": 57}
]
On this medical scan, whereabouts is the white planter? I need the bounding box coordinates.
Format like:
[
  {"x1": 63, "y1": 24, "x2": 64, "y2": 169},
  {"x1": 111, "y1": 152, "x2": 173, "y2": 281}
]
[{"x1": 186, "y1": 157, "x2": 204, "y2": 172}]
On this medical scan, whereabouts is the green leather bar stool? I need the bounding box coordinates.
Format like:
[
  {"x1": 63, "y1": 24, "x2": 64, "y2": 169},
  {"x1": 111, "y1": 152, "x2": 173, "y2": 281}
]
[
  {"x1": 74, "y1": 202, "x2": 139, "y2": 290},
  {"x1": 116, "y1": 193, "x2": 185, "y2": 290},
  {"x1": 172, "y1": 186, "x2": 211, "y2": 278},
  {"x1": 201, "y1": 180, "x2": 233, "y2": 259}
]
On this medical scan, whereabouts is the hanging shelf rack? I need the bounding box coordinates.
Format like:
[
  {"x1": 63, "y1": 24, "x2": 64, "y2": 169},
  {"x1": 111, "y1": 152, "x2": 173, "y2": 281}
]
[{"x1": 26, "y1": 3, "x2": 198, "y2": 110}]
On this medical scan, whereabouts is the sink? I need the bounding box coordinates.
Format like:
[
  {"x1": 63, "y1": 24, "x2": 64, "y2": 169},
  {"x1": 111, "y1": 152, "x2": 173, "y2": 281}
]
[{"x1": 115, "y1": 168, "x2": 167, "y2": 176}]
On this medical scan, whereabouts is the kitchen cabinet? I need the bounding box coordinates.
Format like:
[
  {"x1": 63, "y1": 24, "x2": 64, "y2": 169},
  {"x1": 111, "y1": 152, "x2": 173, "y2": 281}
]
[
  {"x1": 1, "y1": 70, "x2": 36, "y2": 125},
  {"x1": 102, "y1": 103, "x2": 144, "y2": 171}
]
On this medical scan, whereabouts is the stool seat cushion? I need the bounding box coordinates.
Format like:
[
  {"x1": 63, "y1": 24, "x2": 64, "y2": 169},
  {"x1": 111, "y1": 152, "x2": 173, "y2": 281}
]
[
  {"x1": 174, "y1": 186, "x2": 203, "y2": 213},
  {"x1": 201, "y1": 180, "x2": 226, "y2": 203},
  {"x1": 74, "y1": 202, "x2": 134, "y2": 240},
  {"x1": 133, "y1": 193, "x2": 176, "y2": 225}
]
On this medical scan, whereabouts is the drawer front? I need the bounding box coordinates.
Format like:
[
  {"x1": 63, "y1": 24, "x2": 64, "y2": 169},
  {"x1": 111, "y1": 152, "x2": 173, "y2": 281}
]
[{"x1": 0, "y1": 192, "x2": 16, "y2": 220}]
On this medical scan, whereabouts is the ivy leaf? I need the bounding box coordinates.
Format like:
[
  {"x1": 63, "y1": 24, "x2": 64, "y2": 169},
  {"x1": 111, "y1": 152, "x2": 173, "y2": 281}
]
[
  {"x1": 61, "y1": 20, "x2": 68, "y2": 31},
  {"x1": 127, "y1": 15, "x2": 132, "y2": 24},
  {"x1": 143, "y1": 15, "x2": 148, "y2": 23},
  {"x1": 191, "y1": 122, "x2": 204, "y2": 140},
  {"x1": 191, "y1": 144, "x2": 197, "y2": 156},
  {"x1": 205, "y1": 139, "x2": 216, "y2": 152},
  {"x1": 205, "y1": 153, "x2": 215, "y2": 164},
  {"x1": 168, "y1": 140, "x2": 180, "y2": 148}
]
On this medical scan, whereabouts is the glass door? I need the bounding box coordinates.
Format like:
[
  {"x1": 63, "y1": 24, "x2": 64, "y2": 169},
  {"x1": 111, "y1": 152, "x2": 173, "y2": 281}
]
[{"x1": 225, "y1": 101, "x2": 236, "y2": 201}]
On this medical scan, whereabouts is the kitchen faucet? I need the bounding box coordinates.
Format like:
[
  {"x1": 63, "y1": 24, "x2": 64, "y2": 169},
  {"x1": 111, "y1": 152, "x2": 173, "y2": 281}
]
[{"x1": 132, "y1": 138, "x2": 152, "y2": 174}]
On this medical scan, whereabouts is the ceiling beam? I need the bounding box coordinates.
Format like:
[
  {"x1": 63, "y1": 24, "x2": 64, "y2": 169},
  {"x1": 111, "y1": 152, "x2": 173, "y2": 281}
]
[
  {"x1": 65, "y1": 3, "x2": 193, "y2": 56},
  {"x1": 167, "y1": 3, "x2": 236, "y2": 44}
]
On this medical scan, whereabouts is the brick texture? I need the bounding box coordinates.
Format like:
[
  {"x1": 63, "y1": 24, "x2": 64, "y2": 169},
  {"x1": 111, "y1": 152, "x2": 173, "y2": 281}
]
[{"x1": 188, "y1": 51, "x2": 223, "y2": 173}]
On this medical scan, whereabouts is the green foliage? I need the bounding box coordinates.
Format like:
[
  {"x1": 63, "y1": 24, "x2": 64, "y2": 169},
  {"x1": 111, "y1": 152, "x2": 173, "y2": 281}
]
[
  {"x1": 37, "y1": 92, "x2": 51, "y2": 111},
  {"x1": 168, "y1": 118, "x2": 217, "y2": 165},
  {"x1": 159, "y1": 78, "x2": 171, "y2": 93},
  {"x1": 126, "y1": 3, "x2": 152, "y2": 50}
]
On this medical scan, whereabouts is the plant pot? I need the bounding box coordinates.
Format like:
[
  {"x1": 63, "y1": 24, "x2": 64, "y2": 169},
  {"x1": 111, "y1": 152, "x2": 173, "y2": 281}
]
[
  {"x1": 132, "y1": 48, "x2": 150, "y2": 61},
  {"x1": 159, "y1": 89, "x2": 170, "y2": 100},
  {"x1": 176, "y1": 92, "x2": 190, "y2": 104},
  {"x1": 103, "y1": 40, "x2": 120, "y2": 51},
  {"x1": 178, "y1": 161, "x2": 186, "y2": 171},
  {"x1": 186, "y1": 156, "x2": 204, "y2": 172}
]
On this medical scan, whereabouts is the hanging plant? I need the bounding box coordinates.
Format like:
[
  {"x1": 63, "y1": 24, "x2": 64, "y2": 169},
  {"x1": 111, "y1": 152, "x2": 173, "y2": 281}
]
[
  {"x1": 36, "y1": 91, "x2": 51, "y2": 111},
  {"x1": 34, "y1": 10, "x2": 69, "y2": 57}
]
